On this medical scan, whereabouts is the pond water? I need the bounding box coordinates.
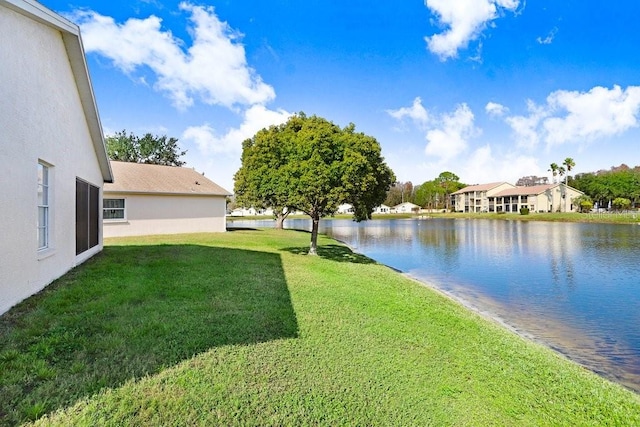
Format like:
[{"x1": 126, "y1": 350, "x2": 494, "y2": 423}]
[{"x1": 231, "y1": 218, "x2": 640, "y2": 393}]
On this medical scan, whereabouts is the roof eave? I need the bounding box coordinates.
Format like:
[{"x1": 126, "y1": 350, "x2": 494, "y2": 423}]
[{"x1": 103, "y1": 190, "x2": 231, "y2": 197}]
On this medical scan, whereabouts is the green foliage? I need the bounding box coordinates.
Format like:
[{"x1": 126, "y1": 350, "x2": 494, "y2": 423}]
[
  {"x1": 384, "y1": 181, "x2": 414, "y2": 206},
  {"x1": 573, "y1": 195, "x2": 594, "y2": 213},
  {"x1": 572, "y1": 165, "x2": 640, "y2": 208},
  {"x1": 612, "y1": 197, "x2": 632, "y2": 211},
  {"x1": 234, "y1": 113, "x2": 395, "y2": 252},
  {"x1": 519, "y1": 207, "x2": 530, "y2": 215},
  {"x1": 106, "y1": 130, "x2": 187, "y2": 166},
  {"x1": 413, "y1": 172, "x2": 465, "y2": 210}
]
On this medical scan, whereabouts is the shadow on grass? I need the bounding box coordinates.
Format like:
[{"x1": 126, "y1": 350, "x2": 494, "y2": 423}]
[
  {"x1": 281, "y1": 244, "x2": 376, "y2": 265},
  {"x1": 0, "y1": 244, "x2": 298, "y2": 425}
]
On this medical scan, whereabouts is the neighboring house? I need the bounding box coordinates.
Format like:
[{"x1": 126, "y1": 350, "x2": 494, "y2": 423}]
[
  {"x1": 336, "y1": 203, "x2": 354, "y2": 214},
  {"x1": 103, "y1": 161, "x2": 231, "y2": 237},
  {"x1": 451, "y1": 182, "x2": 516, "y2": 213},
  {"x1": 1, "y1": 0, "x2": 113, "y2": 314},
  {"x1": 229, "y1": 207, "x2": 274, "y2": 217},
  {"x1": 374, "y1": 204, "x2": 391, "y2": 214},
  {"x1": 452, "y1": 182, "x2": 584, "y2": 213},
  {"x1": 391, "y1": 202, "x2": 421, "y2": 214}
]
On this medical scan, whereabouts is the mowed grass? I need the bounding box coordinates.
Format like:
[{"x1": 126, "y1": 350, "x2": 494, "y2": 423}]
[{"x1": 0, "y1": 230, "x2": 638, "y2": 426}]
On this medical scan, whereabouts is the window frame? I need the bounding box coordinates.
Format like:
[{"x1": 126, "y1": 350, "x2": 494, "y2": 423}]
[
  {"x1": 76, "y1": 178, "x2": 100, "y2": 255},
  {"x1": 37, "y1": 162, "x2": 50, "y2": 251},
  {"x1": 103, "y1": 198, "x2": 127, "y2": 221}
]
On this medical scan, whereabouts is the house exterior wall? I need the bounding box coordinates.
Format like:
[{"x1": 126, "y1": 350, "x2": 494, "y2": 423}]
[
  {"x1": 0, "y1": 5, "x2": 105, "y2": 314},
  {"x1": 103, "y1": 193, "x2": 227, "y2": 237}
]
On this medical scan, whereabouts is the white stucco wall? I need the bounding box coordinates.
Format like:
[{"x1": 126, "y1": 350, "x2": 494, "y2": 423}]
[
  {"x1": 103, "y1": 193, "x2": 227, "y2": 238},
  {"x1": 0, "y1": 6, "x2": 105, "y2": 314}
]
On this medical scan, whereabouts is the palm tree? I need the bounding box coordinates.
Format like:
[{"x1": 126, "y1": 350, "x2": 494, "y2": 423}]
[
  {"x1": 548, "y1": 163, "x2": 559, "y2": 183},
  {"x1": 557, "y1": 165, "x2": 566, "y2": 183},
  {"x1": 562, "y1": 157, "x2": 575, "y2": 185}
]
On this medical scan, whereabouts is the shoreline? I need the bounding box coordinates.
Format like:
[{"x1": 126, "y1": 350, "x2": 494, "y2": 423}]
[{"x1": 335, "y1": 235, "x2": 640, "y2": 395}]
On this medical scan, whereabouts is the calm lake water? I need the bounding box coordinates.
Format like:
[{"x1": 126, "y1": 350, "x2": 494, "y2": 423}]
[{"x1": 232, "y1": 218, "x2": 640, "y2": 393}]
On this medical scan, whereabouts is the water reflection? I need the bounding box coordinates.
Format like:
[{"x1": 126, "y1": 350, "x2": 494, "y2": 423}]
[{"x1": 232, "y1": 218, "x2": 640, "y2": 392}]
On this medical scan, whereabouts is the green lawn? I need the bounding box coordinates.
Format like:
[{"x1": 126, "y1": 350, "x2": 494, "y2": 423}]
[{"x1": 0, "y1": 230, "x2": 638, "y2": 426}]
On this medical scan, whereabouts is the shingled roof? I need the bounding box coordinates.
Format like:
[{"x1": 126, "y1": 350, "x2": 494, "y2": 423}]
[{"x1": 104, "y1": 161, "x2": 231, "y2": 196}]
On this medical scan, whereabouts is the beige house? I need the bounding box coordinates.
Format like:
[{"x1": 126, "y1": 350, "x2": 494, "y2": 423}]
[
  {"x1": 103, "y1": 161, "x2": 231, "y2": 237},
  {"x1": 1, "y1": 0, "x2": 112, "y2": 314},
  {"x1": 453, "y1": 182, "x2": 584, "y2": 213}
]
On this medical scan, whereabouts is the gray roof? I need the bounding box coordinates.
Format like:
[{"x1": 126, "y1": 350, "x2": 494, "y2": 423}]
[{"x1": 105, "y1": 161, "x2": 231, "y2": 196}]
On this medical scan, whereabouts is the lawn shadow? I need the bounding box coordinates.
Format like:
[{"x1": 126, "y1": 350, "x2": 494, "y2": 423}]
[
  {"x1": 0, "y1": 244, "x2": 297, "y2": 425},
  {"x1": 281, "y1": 243, "x2": 376, "y2": 265}
]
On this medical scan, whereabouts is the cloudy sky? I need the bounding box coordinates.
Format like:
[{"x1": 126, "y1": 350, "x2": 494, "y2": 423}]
[{"x1": 43, "y1": 0, "x2": 640, "y2": 191}]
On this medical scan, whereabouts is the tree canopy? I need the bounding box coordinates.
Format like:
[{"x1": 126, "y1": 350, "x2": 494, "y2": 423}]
[
  {"x1": 106, "y1": 130, "x2": 187, "y2": 166},
  {"x1": 234, "y1": 113, "x2": 395, "y2": 254},
  {"x1": 571, "y1": 164, "x2": 640, "y2": 209}
]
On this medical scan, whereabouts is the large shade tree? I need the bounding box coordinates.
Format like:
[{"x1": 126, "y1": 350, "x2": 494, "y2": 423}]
[
  {"x1": 234, "y1": 113, "x2": 395, "y2": 254},
  {"x1": 234, "y1": 124, "x2": 293, "y2": 229}
]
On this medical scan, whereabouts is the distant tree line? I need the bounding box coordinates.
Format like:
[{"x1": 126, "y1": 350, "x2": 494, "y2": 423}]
[
  {"x1": 571, "y1": 164, "x2": 640, "y2": 210},
  {"x1": 105, "y1": 130, "x2": 187, "y2": 166},
  {"x1": 385, "y1": 172, "x2": 465, "y2": 211}
]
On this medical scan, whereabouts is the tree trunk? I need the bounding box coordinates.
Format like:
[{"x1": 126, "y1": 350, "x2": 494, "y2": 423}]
[
  {"x1": 273, "y1": 207, "x2": 290, "y2": 230},
  {"x1": 309, "y1": 215, "x2": 320, "y2": 255}
]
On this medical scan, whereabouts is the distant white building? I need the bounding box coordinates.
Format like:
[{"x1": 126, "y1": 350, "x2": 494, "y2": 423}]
[
  {"x1": 374, "y1": 204, "x2": 391, "y2": 214},
  {"x1": 391, "y1": 202, "x2": 421, "y2": 214},
  {"x1": 229, "y1": 207, "x2": 274, "y2": 217},
  {"x1": 336, "y1": 203, "x2": 354, "y2": 214}
]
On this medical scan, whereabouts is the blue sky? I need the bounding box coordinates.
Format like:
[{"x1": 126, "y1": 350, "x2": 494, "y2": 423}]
[{"x1": 43, "y1": 0, "x2": 640, "y2": 191}]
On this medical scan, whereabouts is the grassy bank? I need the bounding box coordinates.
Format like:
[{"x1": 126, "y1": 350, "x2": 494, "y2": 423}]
[
  {"x1": 0, "y1": 230, "x2": 638, "y2": 425},
  {"x1": 428, "y1": 211, "x2": 640, "y2": 224}
]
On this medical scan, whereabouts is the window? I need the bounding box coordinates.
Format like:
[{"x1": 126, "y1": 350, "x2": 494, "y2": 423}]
[
  {"x1": 103, "y1": 198, "x2": 125, "y2": 220},
  {"x1": 76, "y1": 179, "x2": 99, "y2": 255},
  {"x1": 37, "y1": 163, "x2": 49, "y2": 250}
]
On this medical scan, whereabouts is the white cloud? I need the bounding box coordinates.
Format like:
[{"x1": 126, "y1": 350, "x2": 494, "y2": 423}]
[
  {"x1": 181, "y1": 105, "x2": 291, "y2": 155},
  {"x1": 504, "y1": 85, "x2": 640, "y2": 148},
  {"x1": 505, "y1": 100, "x2": 548, "y2": 149},
  {"x1": 180, "y1": 105, "x2": 291, "y2": 192},
  {"x1": 460, "y1": 145, "x2": 541, "y2": 184},
  {"x1": 425, "y1": 103, "x2": 478, "y2": 160},
  {"x1": 386, "y1": 97, "x2": 430, "y2": 128},
  {"x1": 485, "y1": 101, "x2": 509, "y2": 117},
  {"x1": 543, "y1": 85, "x2": 640, "y2": 145},
  {"x1": 424, "y1": 0, "x2": 520, "y2": 60},
  {"x1": 72, "y1": 2, "x2": 275, "y2": 109},
  {"x1": 536, "y1": 27, "x2": 558, "y2": 45}
]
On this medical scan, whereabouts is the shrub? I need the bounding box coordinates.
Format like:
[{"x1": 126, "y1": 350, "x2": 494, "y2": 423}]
[{"x1": 520, "y1": 207, "x2": 530, "y2": 215}]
